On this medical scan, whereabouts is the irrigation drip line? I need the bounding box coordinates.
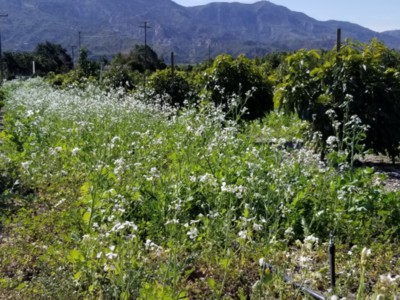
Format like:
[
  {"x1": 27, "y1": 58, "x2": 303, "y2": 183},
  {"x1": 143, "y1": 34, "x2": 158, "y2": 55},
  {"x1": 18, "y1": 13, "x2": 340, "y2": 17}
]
[
  {"x1": 262, "y1": 262, "x2": 327, "y2": 299},
  {"x1": 284, "y1": 275, "x2": 326, "y2": 300},
  {"x1": 262, "y1": 232, "x2": 336, "y2": 299}
]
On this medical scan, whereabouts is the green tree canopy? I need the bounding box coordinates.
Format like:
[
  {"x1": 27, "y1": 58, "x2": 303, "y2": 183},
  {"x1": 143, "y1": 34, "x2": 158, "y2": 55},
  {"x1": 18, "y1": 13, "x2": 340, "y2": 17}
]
[
  {"x1": 112, "y1": 45, "x2": 166, "y2": 73},
  {"x1": 3, "y1": 42, "x2": 72, "y2": 79},
  {"x1": 274, "y1": 39, "x2": 400, "y2": 162},
  {"x1": 149, "y1": 69, "x2": 192, "y2": 106},
  {"x1": 78, "y1": 48, "x2": 99, "y2": 78},
  {"x1": 34, "y1": 42, "x2": 73, "y2": 76},
  {"x1": 3, "y1": 51, "x2": 34, "y2": 78},
  {"x1": 200, "y1": 54, "x2": 274, "y2": 120}
]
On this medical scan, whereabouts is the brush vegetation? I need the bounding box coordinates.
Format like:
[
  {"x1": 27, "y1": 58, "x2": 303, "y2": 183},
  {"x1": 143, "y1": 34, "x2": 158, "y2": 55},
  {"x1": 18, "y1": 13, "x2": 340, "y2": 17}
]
[{"x1": 0, "y1": 40, "x2": 400, "y2": 299}]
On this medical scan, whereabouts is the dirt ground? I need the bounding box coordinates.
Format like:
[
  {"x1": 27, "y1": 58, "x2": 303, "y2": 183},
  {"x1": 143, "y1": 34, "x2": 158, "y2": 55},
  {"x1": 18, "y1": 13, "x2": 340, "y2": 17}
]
[{"x1": 360, "y1": 154, "x2": 400, "y2": 192}]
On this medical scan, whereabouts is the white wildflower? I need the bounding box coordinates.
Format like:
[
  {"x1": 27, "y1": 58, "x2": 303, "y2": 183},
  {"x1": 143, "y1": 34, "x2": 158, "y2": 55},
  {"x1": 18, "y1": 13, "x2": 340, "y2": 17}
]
[
  {"x1": 379, "y1": 273, "x2": 400, "y2": 286},
  {"x1": 253, "y1": 223, "x2": 262, "y2": 231},
  {"x1": 145, "y1": 239, "x2": 162, "y2": 252},
  {"x1": 111, "y1": 136, "x2": 121, "y2": 144},
  {"x1": 325, "y1": 109, "x2": 337, "y2": 118},
  {"x1": 105, "y1": 252, "x2": 118, "y2": 260},
  {"x1": 54, "y1": 198, "x2": 66, "y2": 208},
  {"x1": 110, "y1": 221, "x2": 138, "y2": 233},
  {"x1": 165, "y1": 219, "x2": 180, "y2": 225},
  {"x1": 326, "y1": 136, "x2": 337, "y2": 146},
  {"x1": 71, "y1": 147, "x2": 80, "y2": 156},
  {"x1": 238, "y1": 230, "x2": 247, "y2": 239},
  {"x1": 298, "y1": 255, "x2": 312, "y2": 267},
  {"x1": 103, "y1": 264, "x2": 116, "y2": 271},
  {"x1": 304, "y1": 234, "x2": 319, "y2": 249},
  {"x1": 187, "y1": 227, "x2": 198, "y2": 240},
  {"x1": 21, "y1": 161, "x2": 31, "y2": 170},
  {"x1": 259, "y1": 257, "x2": 265, "y2": 267}
]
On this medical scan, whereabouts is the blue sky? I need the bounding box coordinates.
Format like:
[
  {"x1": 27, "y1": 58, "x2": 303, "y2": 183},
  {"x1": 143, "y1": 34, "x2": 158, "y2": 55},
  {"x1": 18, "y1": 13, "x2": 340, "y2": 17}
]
[{"x1": 173, "y1": 0, "x2": 400, "y2": 32}]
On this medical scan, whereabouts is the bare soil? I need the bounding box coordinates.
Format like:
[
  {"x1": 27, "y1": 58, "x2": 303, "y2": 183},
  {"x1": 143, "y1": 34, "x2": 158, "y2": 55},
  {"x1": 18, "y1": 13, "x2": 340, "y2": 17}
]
[{"x1": 359, "y1": 154, "x2": 400, "y2": 192}]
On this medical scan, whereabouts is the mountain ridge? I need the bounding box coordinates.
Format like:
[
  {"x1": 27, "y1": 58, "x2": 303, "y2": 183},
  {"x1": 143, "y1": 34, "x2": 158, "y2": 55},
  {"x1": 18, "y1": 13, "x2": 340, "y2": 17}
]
[{"x1": 0, "y1": 0, "x2": 399, "y2": 63}]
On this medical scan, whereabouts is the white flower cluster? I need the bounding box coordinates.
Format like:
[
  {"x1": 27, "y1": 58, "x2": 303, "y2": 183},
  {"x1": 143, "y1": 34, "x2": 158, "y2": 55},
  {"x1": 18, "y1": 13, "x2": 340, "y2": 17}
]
[
  {"x1": 144, "y1": 167, "x2": 161, "y2": 181},
  {"x1": 221, "y1": 182, "x2": 247, "y2": 199},
  {"x1": 326, "y1": 136, "x2": 338, "y2": 146},
  {"x1": 109, "y1": 221, "x2": 138, "y2": 233}
]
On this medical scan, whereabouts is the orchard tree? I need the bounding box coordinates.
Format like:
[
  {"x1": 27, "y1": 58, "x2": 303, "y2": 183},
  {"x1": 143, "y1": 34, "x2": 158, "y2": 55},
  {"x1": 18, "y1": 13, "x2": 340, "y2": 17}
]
[
  {"x1": 112, "y1": 45, "x2": 166, "y2": 73},
  {"x1": 323, "y1": 39, "x2": 400, "y2": 162},
  {"x1": 3, "y1": 42, "x2": 72, "y2": 78},
  {"x1": 34, "y1": 42, "x2": 73, "y2": 76},
  {"x1": 3, "y1": 51, "x2": 34, "y2": 78},
  {"x1": 201, "y1": 54, "x2": 273, "y2": 120},
  {"x1": 149, "y1": 69, "x2": 192, "y2": 106},
  {"x1": 274, "y1": 39, "x2": 400, "y2": 162},
  {"x1": 78, "y1": 48, "x2": 99, "y2": 78}
]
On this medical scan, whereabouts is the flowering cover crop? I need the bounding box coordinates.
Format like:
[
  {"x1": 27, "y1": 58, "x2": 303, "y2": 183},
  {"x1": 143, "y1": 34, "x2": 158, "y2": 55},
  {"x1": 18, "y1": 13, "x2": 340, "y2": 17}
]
[{"x1": 0, "y1": 79, "x2": 399, "y2": 299}]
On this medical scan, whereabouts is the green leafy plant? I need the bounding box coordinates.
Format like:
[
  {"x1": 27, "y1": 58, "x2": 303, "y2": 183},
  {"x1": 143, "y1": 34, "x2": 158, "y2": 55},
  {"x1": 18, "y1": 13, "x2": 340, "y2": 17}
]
[
  {"x1": 149, "y1": 69, "x2": 193, "y2": 107},
  {"x1": 200, "y1": 54, "x2": 274, "y2": 120}
]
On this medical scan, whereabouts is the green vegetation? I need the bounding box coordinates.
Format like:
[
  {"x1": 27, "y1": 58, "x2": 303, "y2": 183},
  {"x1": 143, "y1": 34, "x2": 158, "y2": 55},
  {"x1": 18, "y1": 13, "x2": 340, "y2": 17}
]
[
  {"x1": 275, "y1": 39, "x2": 400, "y2": 162},
  {"x1": 0, "y1": 39, "x2": 400, "y2": 299},
  {"x1": 200, "y1": 54, "x2": 274, "y2": 120},
  {"x1": 149, "y1": 69, "x2": 192, "y2": 107},
  {"x1": 3, "y1": 42, "x2": 73, "y2": 79}
]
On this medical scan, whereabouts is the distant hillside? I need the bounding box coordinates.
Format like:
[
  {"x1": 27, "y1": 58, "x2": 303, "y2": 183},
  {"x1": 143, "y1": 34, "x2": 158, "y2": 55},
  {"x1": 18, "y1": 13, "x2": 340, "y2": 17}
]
[
  {"x1": 382, "y1": 30, "x2": 400, "y2": 39},
  {"x1": 0, "y1": 0, "x2": 399, "y2": 63}
]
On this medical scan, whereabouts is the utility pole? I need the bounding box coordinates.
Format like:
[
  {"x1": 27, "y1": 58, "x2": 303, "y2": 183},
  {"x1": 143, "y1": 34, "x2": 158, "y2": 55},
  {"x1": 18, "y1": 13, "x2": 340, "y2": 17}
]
[
  {"x1": 336, "y1": 28, "x2": 341, "y2": 53},
  {"x1": 71, "y1": 45, "x2": 76, "y2": 67},
  {"x1": 78, "y1": 31, "x2": 82, "y2": 52},
  {"x1": 139, "y1": 21, "x2": 151, "y2": 88},
  {"x1": 0, "y1": 14, "x2": 8, "y2": 81},
  {"x1": 208, "y1": 39, "x2": 213, "y2": 66},
  {"x1": 171, "y1": 51, "x2": 175, "y2": 82}
]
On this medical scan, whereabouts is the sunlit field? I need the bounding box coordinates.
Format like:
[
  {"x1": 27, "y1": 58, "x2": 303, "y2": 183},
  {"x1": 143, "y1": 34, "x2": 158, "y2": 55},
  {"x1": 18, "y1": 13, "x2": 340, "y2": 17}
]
[{"x1": 0, "y1": 78, "x2": 399, "y2": 299}]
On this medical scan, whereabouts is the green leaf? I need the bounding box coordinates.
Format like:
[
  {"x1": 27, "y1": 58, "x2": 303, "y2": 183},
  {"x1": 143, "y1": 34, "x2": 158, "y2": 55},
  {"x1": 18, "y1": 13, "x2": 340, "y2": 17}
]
[
  {"x1": 83, "y1": 211, "x2": 91, "y2": 225},
  {"x1": 16, "y1": 282, "x2": 27, "y2": 291},
  {"x1": 120, "y1": 291, "x2": 130, "y2": 300},
  {"x1": 178, "y1": 291, "x2": 189, "y2": 300},
  {"x1": 243, "y1": 207, "x2": 249, "y2": 218},
  {"x1": 207, "y1": 278, "x2": 216, "y2": 290},
  {"x1": 74, "y1": 271, "x2": 82, "y2": 280},
  {"x1": 220, "y1": 257, "x2": 230, "y2": 270},
  {"x1": 67, "y1": 249, "x2": 84, "y2": 263}
]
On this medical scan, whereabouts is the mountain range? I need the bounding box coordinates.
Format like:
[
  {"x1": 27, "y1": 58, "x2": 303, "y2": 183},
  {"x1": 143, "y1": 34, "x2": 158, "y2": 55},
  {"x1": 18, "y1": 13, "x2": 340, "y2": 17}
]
[{"x1": 0, "y1": 0, "x2": 399, "y2": 63}]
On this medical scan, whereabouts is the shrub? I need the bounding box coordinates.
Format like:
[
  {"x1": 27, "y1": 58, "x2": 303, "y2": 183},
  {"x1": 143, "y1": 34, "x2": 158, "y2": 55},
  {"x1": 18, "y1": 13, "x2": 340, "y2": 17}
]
[
  {"x1": 102, "y1": 65, "x2": 135, "y2": 90},
  {"x1": 275, "y1": 40, "x2": 400, "y2": 162},
  {"x1": 201, "y1": 54, "x2": 274, "y2": 120},
  {"x1": 149, "y1": 69, "x2": 193, "y2": 106}
]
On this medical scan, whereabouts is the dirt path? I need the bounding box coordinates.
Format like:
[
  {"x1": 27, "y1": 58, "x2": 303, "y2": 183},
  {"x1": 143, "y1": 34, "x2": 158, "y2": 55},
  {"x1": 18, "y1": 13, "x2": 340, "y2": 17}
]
[{"x1": 360, "y1": 154, "x2": 400, "y2": 192}]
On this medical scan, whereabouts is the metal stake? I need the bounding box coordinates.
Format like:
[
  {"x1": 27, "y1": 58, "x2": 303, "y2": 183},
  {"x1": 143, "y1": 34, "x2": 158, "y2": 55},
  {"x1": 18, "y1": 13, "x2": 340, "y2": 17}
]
[{"x1": 329, "y1": 232, "x2": 336, "y2": 288}]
